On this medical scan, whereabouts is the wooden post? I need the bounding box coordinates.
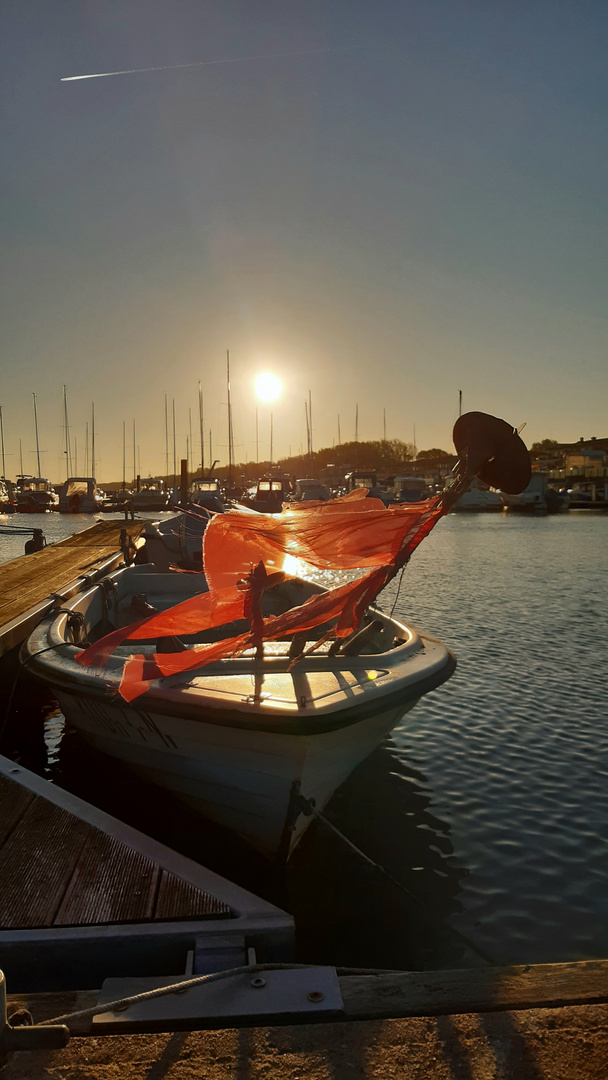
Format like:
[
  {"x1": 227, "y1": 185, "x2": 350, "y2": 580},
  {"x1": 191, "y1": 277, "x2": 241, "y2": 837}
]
[{"x1": 180, "y1": 458, "x2": 188, "y2": 505}]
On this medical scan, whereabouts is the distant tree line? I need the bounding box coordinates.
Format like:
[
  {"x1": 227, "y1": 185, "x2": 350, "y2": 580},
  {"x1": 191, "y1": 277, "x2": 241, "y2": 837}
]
[{"x1": 206, "y1": 438, "x2": 455, "y2": 483}]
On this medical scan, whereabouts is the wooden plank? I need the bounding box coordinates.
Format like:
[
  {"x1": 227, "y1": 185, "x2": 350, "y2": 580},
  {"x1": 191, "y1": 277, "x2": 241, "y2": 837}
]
[
  {"x1": 0, "y1": 773, "x2": 35, "y2": 847},
  {"x1": 54, "y1": 831, "x2": 160, "y2": 926},
  {"x1": 339, "y1": 961, "x2": 608, "y2": 1020},
  {"x1": 7, "y1": 965, "x2": 608, "y2": 1040},
  {"x1": 0, "y1": 521, "x2": 143, "y2": 629},
  {"x1": 0, "y1": 772, "x2": 232, "y2": 929},
  {"x1": 0, "y1": 797, "x2": 91, "y2": 928},
  {"x1": 154, "y1": 870, "x2": 231, "y2": 921}
]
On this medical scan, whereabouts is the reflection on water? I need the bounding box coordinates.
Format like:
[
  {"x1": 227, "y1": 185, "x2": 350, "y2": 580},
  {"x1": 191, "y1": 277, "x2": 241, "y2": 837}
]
[
  {"x1": 288, "y1": 742, "x2": 472, "y2": 971},
  {"x1": 2, "y1": 512, "x2": 607, "y2": 970}
]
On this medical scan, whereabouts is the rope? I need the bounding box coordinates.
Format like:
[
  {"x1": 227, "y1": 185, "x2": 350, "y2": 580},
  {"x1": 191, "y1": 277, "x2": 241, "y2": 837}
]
[
  {"x1": 312, "y1": 810, "x2": 495, "y2": 966},
  {"x1": 390, "y1": 565, "x2": 407, "y2": 617}
]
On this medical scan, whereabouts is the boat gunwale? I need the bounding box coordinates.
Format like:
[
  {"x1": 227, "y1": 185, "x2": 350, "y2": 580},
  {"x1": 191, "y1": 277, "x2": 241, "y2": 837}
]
[
  {"x1": 22, "y1": 564, "x2": 456, "y2": 736},
  {"x1": 30, "y1": 647, "x2": 457, "y2": 736}
]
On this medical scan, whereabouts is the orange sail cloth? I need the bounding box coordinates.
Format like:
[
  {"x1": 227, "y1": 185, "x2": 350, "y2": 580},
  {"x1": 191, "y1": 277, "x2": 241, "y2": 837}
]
[
  {"x1": 203, "y1": 496, "x2": 443, "y2": 592},
  {"x1": 118, "y1": 563, "x2": 389, "y2": 702},
  {"x1": 77, "y1": 492, "x2": 446, "y2": 702},
  {"x1": 77, "y1": 584, "x2": 248, "y2": 672}
]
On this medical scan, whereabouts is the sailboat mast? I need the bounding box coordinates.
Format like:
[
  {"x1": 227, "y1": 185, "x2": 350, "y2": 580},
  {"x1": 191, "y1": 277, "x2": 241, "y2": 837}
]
[
  {"x1": 122, "y1": 421, "x2": 126, "y2": 490},
  {"x1": 308, "y1": 390, "x2": 313, "y2": 455},
  {"x1": 0, "y1": 405, "x2": 5, "y2": 479},
  {"x1": 85, "y1": 422, "x2": 89, "y2": 475},
  {"x1": 198, "y1": 382, "x2": 205, "y2": 476},
  {"x1": 172, "y1": 399, "x2": 176, "y2": 489},
  {"x1": 33, "y1": 393, "x2": 42, "y2": 476},
  {"x1": 91, "y1": 402, "x2": 95, "y2": 480},
  {"x1": 270, "y1": 412, "x2": 273, "y2": 468},
  {"x1": 63, "y1": 385, "x2": 70, "y2": 480},
  {"x1": 226, "y1": 349, "x2": 234, "y2": 482},
  {"x1": 133, "y1": 419, "x2": 136, "y2": 486},
  {"x1": 164, "y1": 394, "x2": 169, "y2": 483}
]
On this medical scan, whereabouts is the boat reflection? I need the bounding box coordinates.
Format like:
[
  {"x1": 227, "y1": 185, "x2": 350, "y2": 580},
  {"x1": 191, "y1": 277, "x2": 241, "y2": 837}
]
[{"x1": 287, "y1": 740, "x2": 470, "y2": 971}]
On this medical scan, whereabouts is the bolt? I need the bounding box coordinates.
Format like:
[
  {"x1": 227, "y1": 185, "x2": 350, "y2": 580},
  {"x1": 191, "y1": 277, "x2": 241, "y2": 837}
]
[
  {"x1": 250, "y1": 977, "x2": 266, "y2": 988},
  {"x1": 308, "y1": 991, "x2": 324, "y2": 1003}
]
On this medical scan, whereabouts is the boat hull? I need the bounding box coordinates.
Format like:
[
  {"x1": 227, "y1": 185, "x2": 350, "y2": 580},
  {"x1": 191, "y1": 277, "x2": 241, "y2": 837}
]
[{"x1": 54, "y1": 688, "x2": 415, "y2": 860}]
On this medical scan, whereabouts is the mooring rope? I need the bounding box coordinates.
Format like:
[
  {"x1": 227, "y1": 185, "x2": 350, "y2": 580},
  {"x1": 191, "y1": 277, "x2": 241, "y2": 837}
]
[{"x1": 312, "y1": 809, "x2": 495, "y2": 966}]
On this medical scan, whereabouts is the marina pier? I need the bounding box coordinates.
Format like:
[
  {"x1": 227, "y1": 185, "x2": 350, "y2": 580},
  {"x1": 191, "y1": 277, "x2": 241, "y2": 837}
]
[{"x1": 0, "y1": 521, "x2": 143, "y2": 660}]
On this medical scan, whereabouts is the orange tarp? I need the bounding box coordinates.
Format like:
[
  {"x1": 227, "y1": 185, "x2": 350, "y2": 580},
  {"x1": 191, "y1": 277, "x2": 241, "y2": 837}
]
[
  {"x1": 202, "y1": 496, "x2": 443, "y2": 591},
  {"x1": 77, "y1": 492, "x2": 446, "y2": 701}
]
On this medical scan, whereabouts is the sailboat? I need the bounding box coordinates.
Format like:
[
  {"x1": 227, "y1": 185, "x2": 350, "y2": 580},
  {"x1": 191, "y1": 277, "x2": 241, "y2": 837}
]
[{"x1": 15, "y1": 394, "x2": 58, "y2": 511}]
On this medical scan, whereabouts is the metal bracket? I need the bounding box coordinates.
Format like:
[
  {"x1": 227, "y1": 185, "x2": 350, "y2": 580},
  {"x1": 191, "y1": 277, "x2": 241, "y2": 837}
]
[
  {"x1": 92, "y1": 967, "x2": 343, "y2": 1031},
  {"x1": 285, "y1": 781, "x2": 316, "y2": 834},
  {"x1": 0, "y1": 969, "x2": 69, "y2": 1064}
]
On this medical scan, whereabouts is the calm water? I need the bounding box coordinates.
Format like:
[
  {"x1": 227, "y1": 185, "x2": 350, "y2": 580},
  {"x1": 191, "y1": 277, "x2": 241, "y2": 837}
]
[{"x1": 2, "y1": 510, "x2": 607, "y2": 972}]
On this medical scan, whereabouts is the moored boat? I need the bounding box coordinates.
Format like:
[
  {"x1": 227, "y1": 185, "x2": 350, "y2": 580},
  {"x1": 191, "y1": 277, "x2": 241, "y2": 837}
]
[
  {"x1": 244, "y1": 477, "x2": 291, "y2": 514},
  {"x1": 14, "y1": 476, "x2": 58, "y2": 512},
  {"x1": 58, "y1": 476, "x2": 104, "y2": 513},
  {"x1": 22, "y1": 412, "x2": 532, "y2": 861},
  {"x1": 23, "y1": 562, "x2": 455, "y2": 860},
  {"x1": 131, "y1": 481, "x2": 170, "y2": 512},
  {"x1": 453, "y1": 478, "x2": 502, "y2": 512},
  {"x1": 501, "y1": 474, "x2": 548, "y2": 513}
]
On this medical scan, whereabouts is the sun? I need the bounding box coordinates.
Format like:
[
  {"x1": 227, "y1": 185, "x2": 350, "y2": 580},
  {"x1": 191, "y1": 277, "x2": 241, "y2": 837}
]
[{"x1": 255, "y1": 372, "x2": 282, "y2": 403}]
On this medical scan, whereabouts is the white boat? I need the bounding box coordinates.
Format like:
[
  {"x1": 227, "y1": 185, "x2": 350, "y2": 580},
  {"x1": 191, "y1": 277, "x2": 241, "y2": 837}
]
[
  {"x1": 390, "y1": 477, "x2": 429, "y2": 504},
  {"x1": 453, "y1": 478, "x2": 502, "y2": 512},
  {"x1": 23, "y1": 562, "x2": 455, "y2": 861},
  {"x1": 0, "y1": 480, "x2": 17, "y2": 513},
  {"x1": 23, "y1": 410, "x2": 532, "y2": 861},
  {"x1": 14, "y1": 476, "x2": 58, "y2": 512},
  {"x1": 131, "y1": 481, "x2": 170, "y2": 512},
  {"x1": 141, "y1": 510, "x2": 209, "y2": 571},
  {"x1": 292, "y1": 478, "x2": 330, "y2": 502},
  {"x1": 501, "y1": 474, "x2": 547, "y2": 513},
  {"x1": 189, "y1": 478, "x2": 225, "y2": 512},
  {"x1": 58, "y1": 476, "x2": 104, "y2": 514},
  {"x1": 245, "y1": 478, "x2": 291, "y2": 513}
]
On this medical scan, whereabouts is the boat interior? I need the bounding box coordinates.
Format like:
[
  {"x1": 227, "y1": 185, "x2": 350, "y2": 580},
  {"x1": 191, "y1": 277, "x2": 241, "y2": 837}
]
[{"x1": 54, "y1": 564, "x2": 416, "y2": 672}]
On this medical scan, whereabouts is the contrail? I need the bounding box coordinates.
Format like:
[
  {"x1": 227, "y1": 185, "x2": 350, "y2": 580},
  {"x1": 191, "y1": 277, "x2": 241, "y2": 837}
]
[{"x1": 61, "y1": 45, "x2": 340, "y2": 82}]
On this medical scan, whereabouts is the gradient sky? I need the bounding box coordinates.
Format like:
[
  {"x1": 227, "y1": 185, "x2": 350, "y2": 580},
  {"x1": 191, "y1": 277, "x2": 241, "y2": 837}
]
[{"x1": 2, "y1": 1, "x2": 606, "y2": 482}]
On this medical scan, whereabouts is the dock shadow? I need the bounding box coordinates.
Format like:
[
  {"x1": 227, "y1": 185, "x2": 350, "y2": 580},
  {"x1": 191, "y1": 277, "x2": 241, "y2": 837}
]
[{"x1": 143, "y1": 1031, "x2": 189, "y2": 1079}]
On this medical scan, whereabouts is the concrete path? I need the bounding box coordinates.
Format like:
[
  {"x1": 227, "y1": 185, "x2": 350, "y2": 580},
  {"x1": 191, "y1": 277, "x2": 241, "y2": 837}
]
[{"x1": 2, "y1": 1003, "x2": 606, "y2": 1078}]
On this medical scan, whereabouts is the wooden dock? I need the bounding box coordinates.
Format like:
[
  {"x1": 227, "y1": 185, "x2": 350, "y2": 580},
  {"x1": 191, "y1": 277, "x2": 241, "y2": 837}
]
[
  {"x1": 0, "y1": 521, "x2": 144, "y2": 658},
  {"x1": 0, "y1": 756, "x2": 293, "y2": 994}
]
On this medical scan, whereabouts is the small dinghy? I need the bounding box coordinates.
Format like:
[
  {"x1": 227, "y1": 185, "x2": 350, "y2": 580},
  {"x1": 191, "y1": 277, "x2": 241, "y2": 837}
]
[
  {"x1": 23, "y1": 413, "x2": 530, "y2": 860},
  {"x1": 24, "y1": 564, "x2": 454, "y2": 859}
]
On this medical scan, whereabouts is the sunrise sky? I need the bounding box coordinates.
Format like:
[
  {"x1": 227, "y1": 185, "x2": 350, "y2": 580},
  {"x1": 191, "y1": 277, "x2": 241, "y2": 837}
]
[{"x1": 2, "y1": 1, "x2": 606, "y2": 481}]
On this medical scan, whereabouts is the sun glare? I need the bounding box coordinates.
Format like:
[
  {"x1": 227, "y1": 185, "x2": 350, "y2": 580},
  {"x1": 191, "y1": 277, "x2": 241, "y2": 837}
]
[{"x1": 255, "y1": 372, "x2": 282, "y2": 403}]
